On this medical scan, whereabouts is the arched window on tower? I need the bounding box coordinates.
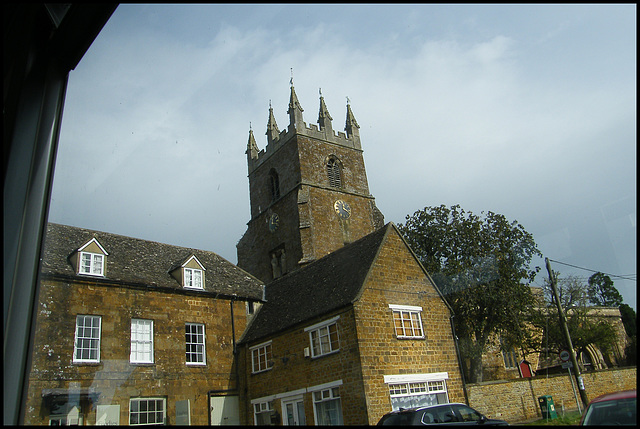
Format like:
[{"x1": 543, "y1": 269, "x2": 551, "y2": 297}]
[
  {"x1": 269, "y1": 169, "x2": 280, "y2": 201},
  {"x1": 327, "y1": 157, "x2": 342, "y2": 188}
]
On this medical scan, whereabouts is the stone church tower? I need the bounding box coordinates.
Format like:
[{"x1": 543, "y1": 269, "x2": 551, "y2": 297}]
[{"x1": 237, "y1": 83, "x2": 384, "y2": 282}]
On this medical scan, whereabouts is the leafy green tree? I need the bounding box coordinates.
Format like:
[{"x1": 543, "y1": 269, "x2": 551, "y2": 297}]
[
  {"x1": 619, "y1": 303, "x2": 637, "y2": 365},
  {"x1": 587, "y1": 272, "x2": 623, "y2": 307},
  {"x1": 532, "y1": 272, "x2": 620, "y2": 369},
  {"x1": 619, "y1": 303, "x2": 637, "y2": 338},
  {"x1": 398, "y1": 204, "x2": 541, "y2": 383}
]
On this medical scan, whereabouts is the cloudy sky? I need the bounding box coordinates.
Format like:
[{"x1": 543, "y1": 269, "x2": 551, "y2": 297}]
[{"x1": 48, "y1": 4, "x2": 636, "y2": 308}]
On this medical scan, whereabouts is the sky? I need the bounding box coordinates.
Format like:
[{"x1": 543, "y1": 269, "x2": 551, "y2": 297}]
[{"x1": 48, "y1": 4, "x2": 636, "y2": 309}]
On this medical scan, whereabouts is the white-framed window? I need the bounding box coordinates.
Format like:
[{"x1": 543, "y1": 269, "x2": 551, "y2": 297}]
[
  {"x1": 184, "y1": 267, "x2": 203, "y2": 289},
  {"x1": 250, "y1": 341, "x2": 273, "y2": 374},
  {"x1": 79, "y1": 251, "x2": 104, "y2": 276},
  {"x1": 385, "y1": 373, "x2": 449, "y2": 411},
  {"x1": 389, "y1": 304, "x2": 424, "y2": 339},
  {"x1": 253, "y1": 401, "x2": 274, "y2": 425},
  {"x1": 73, "y1": 315, "x2": 101, "y2": 363},
  {"x1": 185, "y1": 322, "x2": 206, "y2": 365},
  {"x1": 129, "y1": 397, "x2": 166, "y2": 425},
  {"x1": 305, "y1": 316, "x2": 340, "y2": 358},
  {"x1": 130, "y1": 319, "x2": 154, "y2": 364},
  {"x1": 312, "y1": 386, "x2": 343, "y2": 425}
]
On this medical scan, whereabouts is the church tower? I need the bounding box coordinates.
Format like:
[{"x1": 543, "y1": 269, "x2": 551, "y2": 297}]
[{"x1": 237, "y1": 83, "x2": 384, "y2": 282}]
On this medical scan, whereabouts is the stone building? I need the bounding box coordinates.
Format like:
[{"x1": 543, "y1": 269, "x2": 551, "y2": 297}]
[
  {"x1": 235, "y1": 86, "x2": 465, "y2": 425},
  {"x1": 24, "y1": 223, "x2": 264, "y2": 425},
  {"x1": 237, "y1": 85, "x2": 384, "y2": 283},
  {"x1": 23, "y1": 84, "x2": 465, "y2": 426},
  {"x1": 238, "y1": 223, "x2": 466, "y2": 425},
  {"x1": 477, "y1": 305, "x2": 630, "y2": 382}
]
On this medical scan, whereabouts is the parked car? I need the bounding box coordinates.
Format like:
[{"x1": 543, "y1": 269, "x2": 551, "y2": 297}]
[
  {"x1": 579, "y1": 389, "x2": 636, "y2": 426},
  {"x1": 377, "y1": 403, "x2": 509, "y2": 425}
]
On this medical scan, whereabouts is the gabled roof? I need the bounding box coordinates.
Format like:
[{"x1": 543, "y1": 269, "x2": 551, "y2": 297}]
[
  {"x1": 77, "y1": 237, "x2": 109, "y2": 255},
  {"x1": 240, "y1": 223, "x2": 395, "y2": 344},
  {"x1": 41, "y1": 223, "x2": 264, "y2": 300}
]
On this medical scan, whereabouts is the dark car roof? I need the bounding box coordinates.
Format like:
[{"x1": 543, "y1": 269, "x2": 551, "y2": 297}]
[{"x1": 589, "y1": 389, "x2": 636, "y2": 404}]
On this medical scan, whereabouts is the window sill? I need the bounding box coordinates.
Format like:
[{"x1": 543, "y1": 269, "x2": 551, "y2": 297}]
[
  {"x1": 311, "y1": 349, "x2": 340, "y2": 359},
  {"x1": 251, "y1": 368, "x2": 273, "y2": 375},
  {"x1": 72, "y1": 361, "x2": 102, "y2": 366}
]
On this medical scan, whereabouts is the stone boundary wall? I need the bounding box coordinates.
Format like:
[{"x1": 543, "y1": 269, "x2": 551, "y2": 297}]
[{"x1": 466, "y1": 367, "x2": 636, "y2": 424}]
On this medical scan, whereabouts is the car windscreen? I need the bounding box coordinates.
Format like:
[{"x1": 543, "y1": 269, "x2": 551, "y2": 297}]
[{"x1": 582, "y1": 397, "x2": 636, "y2": 425}]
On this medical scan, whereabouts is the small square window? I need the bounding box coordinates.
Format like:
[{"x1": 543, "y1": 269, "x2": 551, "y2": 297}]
[
  {"x1": 79, "y1": 252, "x2": 104, "y2": 276},
  {"x1": 250, "y1": 341, "x2": 273, "y2": 373},
  {"x1": 184, "y1": 268, "x2": 203, "y2": 289},
  {"x1": 129, "y1": 398, "x2": 165, "y2": 425},
  {"x1": 390, "y1": 305, "x2": 424, "y2": 339},
  {"x1": 309, "y1": 322, "x2": 339, "y2": 357}
]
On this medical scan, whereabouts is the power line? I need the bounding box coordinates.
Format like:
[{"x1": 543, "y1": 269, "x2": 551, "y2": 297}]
[{"x1": 547, "y1": 259, "x2": 636, "y2": 282}]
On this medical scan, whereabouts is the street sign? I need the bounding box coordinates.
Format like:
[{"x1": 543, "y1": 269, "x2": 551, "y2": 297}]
[
  {"x1": 559, "y1": 350, "x2": 571, "y2": 362},
  {"x1": 562, "y1": 361, "x2": 573, "y2": 369}
]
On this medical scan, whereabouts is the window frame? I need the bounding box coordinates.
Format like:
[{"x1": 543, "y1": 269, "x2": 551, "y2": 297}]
[
  {"x1": 183, "y1": 267, "x2": 204, "y2": 290},
  {"x1": 185, "y1": 322, "x2": 206, "y2": 365},
  {"x1": 326, "y1": 157, "x2": 342, "y2": 188},
  {"x1": 389, "y1": 304, "x2": 425, "y2": 339},
  {"x1": 502, "y1": 347, "x2": 518, "y2": 369},
  {"x1": 250, "y1": 341, "x2": 273, "y2": 374},
  {"x1": 129, "y1": 397, "x2": 166, "y2": 426},
  {"x1": 79, "y1": 251, "x2": 104, "y2": 276},
  {"x1": 130, "y1": 318, "x2": 154, "y2": 364},
  {"x1": 73, "y1": 315, "x2": 102, "y2": 363},
  {"x1": 312, "y1": 386, "x2": 343, "y2": 425},
  {"x1": 384, "y1": 373, "x2": 450, "y2": 411},
  {"x1": 269, "y1": 169, "x2": 280, "y2": 201},
  {"x1": 304, "y1": 316, "x2": 340, "y2": 358},
  {"x1": 253, "y1": 400, "x2": 274, "y2": 426}
]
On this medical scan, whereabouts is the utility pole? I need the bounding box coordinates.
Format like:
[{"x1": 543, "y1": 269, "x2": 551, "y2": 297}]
[{"x1": 545, "y1": 258, "x2": 589, "y2": 408}]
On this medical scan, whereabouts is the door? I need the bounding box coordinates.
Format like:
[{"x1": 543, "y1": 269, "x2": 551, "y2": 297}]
[
  {"x1": 209, "y1": 395, "x2": 240, "y2": 425},
  {"x1": 282, "y1": 397, "x2": 306, "y2": 425}
]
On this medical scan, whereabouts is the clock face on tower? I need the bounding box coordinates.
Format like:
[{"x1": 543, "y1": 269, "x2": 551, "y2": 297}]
[
  {"x1": 268, "y1": 213, "x2": 279, "y2": 232},
  {"x1": 334, "y1": 200, "x2": 351, "y2": 220}
]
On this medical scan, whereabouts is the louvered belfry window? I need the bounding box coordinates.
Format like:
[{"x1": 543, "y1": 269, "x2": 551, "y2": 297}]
[
  {"x1": 270, "y1": 170, "x2": 280, "y2": 201},
  {"x1": 327, "y1": 158, "x2": 342, "y2": 188}
]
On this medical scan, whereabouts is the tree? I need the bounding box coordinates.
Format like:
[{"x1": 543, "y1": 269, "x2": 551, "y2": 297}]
[
  {"x1": 619, "y1": 303, "x2": 637, "y2": 365},
  {"x1": 531, "y1": 271, "x2": 622, "y2": 370},
  {"x1": 398, "y1": 204, "x2": 541, "y2": 383},
  {"x1": 587, "y1": 272, "x2": 623, "y2": 307}
]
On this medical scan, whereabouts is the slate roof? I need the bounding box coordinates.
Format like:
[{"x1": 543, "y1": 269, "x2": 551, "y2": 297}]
[
  {"x1": 239, "y1": 223, "x2": 394, "y2": 344},
  {"x1": 41, "y1": 223, "x2": 264, "y2": 300}
]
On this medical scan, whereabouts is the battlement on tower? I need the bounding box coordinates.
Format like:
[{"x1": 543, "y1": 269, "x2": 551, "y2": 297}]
[{"x1": 246, "y1": 87, "x2": 362, "y2": 174}]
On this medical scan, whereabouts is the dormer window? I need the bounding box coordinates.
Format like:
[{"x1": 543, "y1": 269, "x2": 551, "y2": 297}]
[
  {"x1": 80, "y1": 252, "x2": 104, "y2": 276},
  {"x1": 75, "y1": 238, "x2": 108, "y2": 277},
  {"x1": 171, "y1": 255, "x2": 206, "y2": 290},
  {"x1": 184, "y1": 267, "x2": 203, "y2": 289}
]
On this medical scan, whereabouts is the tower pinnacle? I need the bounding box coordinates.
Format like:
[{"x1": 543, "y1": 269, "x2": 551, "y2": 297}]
[
  {"x1": 317, "y1": 88, "x2": 333, "y2": 135},
  {"x1": 345, "y1": 98, "x2": 360, "y2": 141},
  {"x1": 288, "y1": 84, "x2": 305, "y2": 131},
  {"x1": 266, "y1": 100, "x2": 280, "y2": 144}
]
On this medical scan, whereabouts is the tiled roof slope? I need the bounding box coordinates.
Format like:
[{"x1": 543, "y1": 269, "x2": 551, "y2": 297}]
[
  {"x1": 41, "y1": 223, "x2": 264, "y2": 300},
  {"x1": 240, "y1": 223, "x2": 394, "y2": 344}
]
